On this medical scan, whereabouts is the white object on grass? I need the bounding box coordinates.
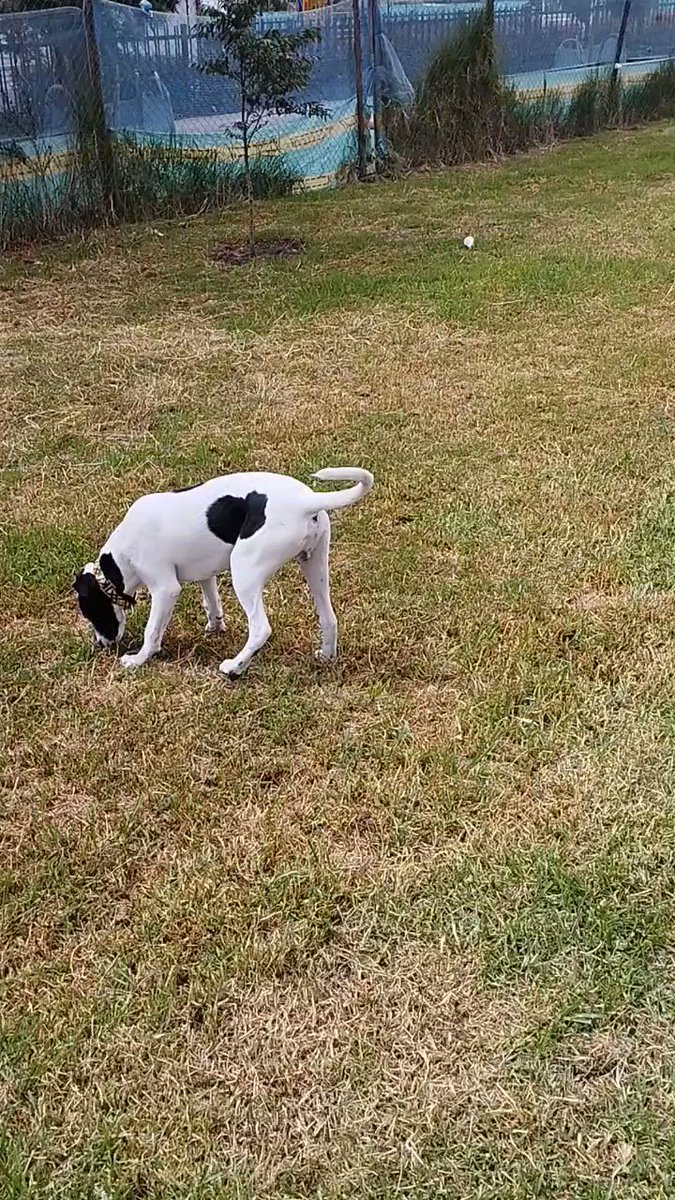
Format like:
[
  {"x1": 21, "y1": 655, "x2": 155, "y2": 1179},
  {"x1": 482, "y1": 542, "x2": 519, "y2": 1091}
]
[{"x1": 463, "y1": 236, "x2": 475, "y2": 249}]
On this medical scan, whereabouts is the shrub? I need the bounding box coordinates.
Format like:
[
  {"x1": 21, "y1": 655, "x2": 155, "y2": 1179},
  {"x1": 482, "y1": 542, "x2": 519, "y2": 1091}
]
[
  {"x1": 382, "y1": 10, "x2": 510, "y2": 166},
  {"x1": 383, "y1": 21, "x2": 675, "y2": 172}
]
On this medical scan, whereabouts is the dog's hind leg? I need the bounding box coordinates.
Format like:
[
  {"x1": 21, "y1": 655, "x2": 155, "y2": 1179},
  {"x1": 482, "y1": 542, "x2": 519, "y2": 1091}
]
[
  {"x1": 120, "y1": 580, "x2": 180, "y2": 668},
  {"x1": 200, "y1": 576, "x2": 225, "y2": 634},
  {"x1": 219, "y1": 543, "x2": 273, "y2": 679},
  {"x1": 297, "y1": 511, "x2": 337, "y2": 663}
]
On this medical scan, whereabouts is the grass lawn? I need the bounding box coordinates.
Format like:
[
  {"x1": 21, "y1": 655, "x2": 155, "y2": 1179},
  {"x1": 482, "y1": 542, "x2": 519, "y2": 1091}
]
[{"x1": 2, "y1": 125, "x2": 675, "y2": 1199}]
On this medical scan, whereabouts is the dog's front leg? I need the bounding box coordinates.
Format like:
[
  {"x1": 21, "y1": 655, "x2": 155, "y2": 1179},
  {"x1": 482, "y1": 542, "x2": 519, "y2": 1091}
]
[{"x1": 120, "y1": 582, "x2": 180, "y2": 668}]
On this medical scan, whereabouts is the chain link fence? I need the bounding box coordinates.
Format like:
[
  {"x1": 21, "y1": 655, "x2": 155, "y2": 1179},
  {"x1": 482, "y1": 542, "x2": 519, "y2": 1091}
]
[{"x1": 1, "y1": 0, "x2": 674, "y2": 245}]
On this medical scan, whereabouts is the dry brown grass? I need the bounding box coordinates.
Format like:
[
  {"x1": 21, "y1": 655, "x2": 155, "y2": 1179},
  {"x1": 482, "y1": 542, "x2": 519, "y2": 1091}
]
[{"x1": 3, "y1": 127, "x2": 675, "y2": 1198}]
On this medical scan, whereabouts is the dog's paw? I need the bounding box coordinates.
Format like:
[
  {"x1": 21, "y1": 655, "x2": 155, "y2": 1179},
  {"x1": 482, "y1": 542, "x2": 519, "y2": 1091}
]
[
  {"x1": 120, "y1": 652, "x2": 144, "y2": 669},
  {"x1": 205, "y1": 619, "x2": 226, "y2": 635},
  {"x1": 315, "y1": 650, "x2": 337, "y2": 666},
  {"x1": 219, "y1": 657, "x2": 242, "y2": 679}
]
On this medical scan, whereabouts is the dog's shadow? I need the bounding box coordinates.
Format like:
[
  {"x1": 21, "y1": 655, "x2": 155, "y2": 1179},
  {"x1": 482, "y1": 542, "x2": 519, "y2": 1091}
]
[
  {"x1": 116, "y1": 598, "x2": 458, "y2": 683},
  {"x1": 117, "y1": 634, "x2": 456, "y2": 687}
]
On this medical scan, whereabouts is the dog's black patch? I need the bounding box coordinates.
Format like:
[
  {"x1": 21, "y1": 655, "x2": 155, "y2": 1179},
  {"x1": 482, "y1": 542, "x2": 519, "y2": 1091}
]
[
  {"x1": 99, "y1": 551, "x2": 125, "y2": 597},
  {"x1": 240, "y1": 491, "x2": 267, "y2": 540},
  {"x1": 174, "y1": 482, "x2": 202, "y2": 492},
  {"x1": 206, "y1": 495, "x2": 246, "y2": 544},
  {"x1": 206, "y1": 491, "x2": 267, "y2": 546},
  {"x1": 73, "y1": 571, "x2": 119, "y2": 642}
]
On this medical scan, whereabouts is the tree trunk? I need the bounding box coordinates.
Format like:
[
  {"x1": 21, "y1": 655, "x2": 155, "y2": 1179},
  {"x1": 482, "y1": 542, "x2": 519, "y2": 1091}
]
[{"x1": 82, "y1": 0, "x2": 115, "y2": 218}]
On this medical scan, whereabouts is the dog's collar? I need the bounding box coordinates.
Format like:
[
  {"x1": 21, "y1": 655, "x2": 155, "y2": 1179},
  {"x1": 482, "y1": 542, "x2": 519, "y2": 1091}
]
[{"x1": 92, "y1": 563, "x2": 136, "y2": 611}]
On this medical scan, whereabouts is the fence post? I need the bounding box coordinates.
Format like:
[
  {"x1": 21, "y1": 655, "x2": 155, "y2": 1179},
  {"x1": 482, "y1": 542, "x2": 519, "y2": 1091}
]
[
  {"x1": 368, "y1": 0, "x2": 380, "y2": 164},
  {"x1": 351, "y1": 0, "x2": 368, "y2": 180},
  {"x1": 611, "y1": 0, "x2": 631, "y2": 82},
  {"x1": 81, "y1": 0, "x2": 114, "y2": 215}
]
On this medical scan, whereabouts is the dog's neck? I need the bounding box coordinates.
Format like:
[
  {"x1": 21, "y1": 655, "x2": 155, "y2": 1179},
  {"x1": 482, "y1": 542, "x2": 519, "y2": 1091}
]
[{"x1": 96, "y1": 545, "x2": 140, "y2": 608}]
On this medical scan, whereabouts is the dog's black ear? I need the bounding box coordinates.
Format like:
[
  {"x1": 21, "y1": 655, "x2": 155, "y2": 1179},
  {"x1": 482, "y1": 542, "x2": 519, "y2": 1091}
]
[
  {"x1": 73, "y1": 569, "x2": 119, "y2": 642},
  {"x1": 73, "y1": 570, "x2": 91, "y2": 597},
  {"x1": 73, "y1": 570, "x2": 102, "y2": 608}
]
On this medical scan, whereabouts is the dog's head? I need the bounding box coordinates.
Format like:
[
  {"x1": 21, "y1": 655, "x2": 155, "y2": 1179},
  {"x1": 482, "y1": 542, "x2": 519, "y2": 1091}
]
[{"x1": 73, "y1": 562, "x2": 128, "y2": 649}]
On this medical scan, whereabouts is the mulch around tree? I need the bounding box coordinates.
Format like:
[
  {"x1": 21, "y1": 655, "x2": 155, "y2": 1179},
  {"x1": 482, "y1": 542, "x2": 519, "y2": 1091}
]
[{"x1": 212, "y1": 237, "x2": 303, "y2": 266}]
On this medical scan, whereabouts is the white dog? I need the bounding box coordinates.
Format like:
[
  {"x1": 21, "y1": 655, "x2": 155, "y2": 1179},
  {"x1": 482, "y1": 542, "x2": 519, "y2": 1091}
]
[{"x1": 74, "y1": 467, "x2": 373, "y2": 677}]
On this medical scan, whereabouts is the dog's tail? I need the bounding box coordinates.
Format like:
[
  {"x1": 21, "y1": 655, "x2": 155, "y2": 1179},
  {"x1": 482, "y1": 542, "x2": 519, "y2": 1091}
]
[{"x1": 303, "y1": 467, "x2": 374, "y2": 515}]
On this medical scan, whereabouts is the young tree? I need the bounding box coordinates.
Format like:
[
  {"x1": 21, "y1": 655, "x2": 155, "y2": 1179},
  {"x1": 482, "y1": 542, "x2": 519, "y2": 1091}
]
[{"x1": 199, "y1": 0, "x2": 327, "y2": 256}]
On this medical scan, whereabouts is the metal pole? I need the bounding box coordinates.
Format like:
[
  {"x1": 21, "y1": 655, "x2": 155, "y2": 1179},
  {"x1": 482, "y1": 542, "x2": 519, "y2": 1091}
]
[
  {"x1": 351, "y1": 0, "x2": 368, "y2": 180},
  {"x1": 368, "y1": 0, "x2": 380, "y2": 164},
  {"x1": 81, "y1": 0, "x2": 114, "y2": 215},
  {"x1": 611, "y1": 0, "x2": 631, "y2": 83}
]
